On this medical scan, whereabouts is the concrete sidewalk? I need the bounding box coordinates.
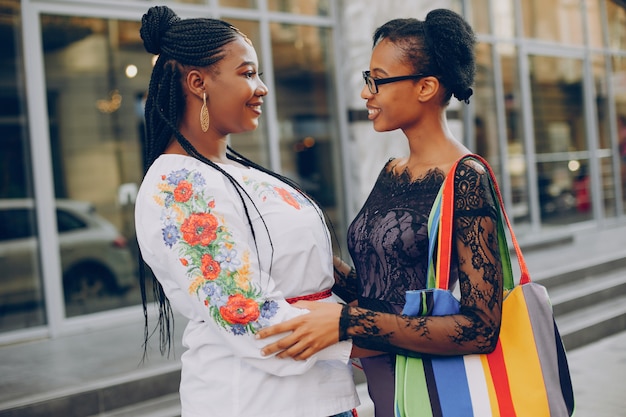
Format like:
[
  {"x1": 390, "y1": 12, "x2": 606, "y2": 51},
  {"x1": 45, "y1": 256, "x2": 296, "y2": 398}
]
[
  {"x1": 567, "y1": 330, "x2": 626, "y2": 417},
  {"x1": 1, "y1": 222, "x2": 626, "y2": 416}
]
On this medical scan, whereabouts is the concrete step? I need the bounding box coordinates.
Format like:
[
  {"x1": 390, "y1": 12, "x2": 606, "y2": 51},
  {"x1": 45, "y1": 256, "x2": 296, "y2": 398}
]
[
  {"x1": 548, "y1": 267, "x2": 626, "y2": 316},
  {"x1": 528, "y1": 251, "x2": 626, "y2": 290},
  {"x1": 0, "y1": 368, "x2": 180, "y2": 417},
  {"x1": 543, "y1": 257, "x2": 626, "y2": 351},
  {"x1": 556, "y1": 294, "x2": 626, "y2": 351}
]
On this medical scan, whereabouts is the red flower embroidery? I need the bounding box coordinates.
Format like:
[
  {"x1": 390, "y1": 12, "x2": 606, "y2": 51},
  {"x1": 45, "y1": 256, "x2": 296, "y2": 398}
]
[
  {"x1": 174, "y1": 180, "x2": 193, "y2": 202},
  {"x1": 274, "y1": 187, "x2": 300, "y2": 209},
  {"x1": 201, "y1": 253, "x2": 221, "y2": 280},
  {"x1": 208, "y1": 200, "x2": 215, "y2": 208},
  {"x1": 220, "y1": 294, "x2": 260, "y2": 324},
  {"x1": 180, "y1": 258, "x2": 188, "y2": 266},
  {"x1": 180, "y1": 213, "x2": 218, "y2": 246}
]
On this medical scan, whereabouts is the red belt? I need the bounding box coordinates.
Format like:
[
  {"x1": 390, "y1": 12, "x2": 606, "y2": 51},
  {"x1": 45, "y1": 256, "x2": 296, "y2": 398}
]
[{"x1": 286, "y1": 288, "x2": 332, "y2": 304}]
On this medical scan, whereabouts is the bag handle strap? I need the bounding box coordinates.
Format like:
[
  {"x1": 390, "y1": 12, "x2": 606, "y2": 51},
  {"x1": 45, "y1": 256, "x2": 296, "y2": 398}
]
[{"x1": 427, "y1": 154, "x2": 530, "y2": 290}]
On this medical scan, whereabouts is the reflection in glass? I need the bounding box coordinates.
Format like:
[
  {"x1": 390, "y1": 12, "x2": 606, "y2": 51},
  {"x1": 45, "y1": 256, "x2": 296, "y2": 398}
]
[
  {"x1": 493, "y1": 0, "x2": 516, "y2": 38},
  {"x1": 537, "y1": 160, "x2": 592, "y2": 223},
  {"x1": 530, "y1": 55, "x2": 591, "y2": 224},
  {"x1": 220, "y1": 0, "x2": 257, "y2": 7},
  {"x1": 521, "y1": 0, "x2": 584, "y2": 45},
  {"x1": 269, "y1": 22, "x2": 344, "y2": 245},
  {"x1": 585, "y1": 0, "x2": 604, "y2": 49},
  {"x1": 41, "y1": 14, "x2": 146, "y2": 317},
  {"x1": 613, "y1": 55, "x2": 626, "y2": 215},
  {"x1": 473, "y1": 43, "x2": 502, "y2": 180},
  {"x1": 267, "y1": 0, "x2": 330, "y2": 16},
  {"x1": 469, "y1": 0, "x2": 491, "y2": 34},
  {"x1": 0, "y1": 0, "x2": 47, "y2": 332},
  {"x1": 592, "y1": 54, "x2": 617, "y2": 217},
  {"x1": 500, "y1": 44, "x2": 529, "y2": 224},
  {"x1": 606, "y1": 0, "x2": 626, "y2": 50}
]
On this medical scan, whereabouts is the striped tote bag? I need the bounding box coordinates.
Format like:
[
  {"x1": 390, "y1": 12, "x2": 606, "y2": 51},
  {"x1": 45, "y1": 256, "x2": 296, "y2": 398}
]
[{"x1": 394, "y1": 155, "x2": 575, "y2": 417}]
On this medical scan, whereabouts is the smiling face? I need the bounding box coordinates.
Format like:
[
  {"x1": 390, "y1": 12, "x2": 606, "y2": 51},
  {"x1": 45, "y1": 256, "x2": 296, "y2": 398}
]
[
  {"x1": 361, "y1": 38, "x2": 424, "y2": 133},
  {"x1": 205, "y1": 36, "x2": 267, "y2": 136}
]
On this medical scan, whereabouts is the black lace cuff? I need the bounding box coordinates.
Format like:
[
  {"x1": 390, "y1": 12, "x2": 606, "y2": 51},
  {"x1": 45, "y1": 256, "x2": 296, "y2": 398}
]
[{"x1": 338, "y1": 304, "x2": 351, "y2": 341}]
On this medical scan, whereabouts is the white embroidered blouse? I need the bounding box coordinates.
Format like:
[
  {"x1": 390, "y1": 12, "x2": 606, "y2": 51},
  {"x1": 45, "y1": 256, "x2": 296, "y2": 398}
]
[{"x1": 135, "y1": 154, "x2": 358, "y2": 417}]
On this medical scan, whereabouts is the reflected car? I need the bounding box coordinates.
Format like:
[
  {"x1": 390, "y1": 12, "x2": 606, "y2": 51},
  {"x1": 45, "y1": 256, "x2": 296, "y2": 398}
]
[{"x1": 0, "y1": 199, "x2": 136, "y2": 308}]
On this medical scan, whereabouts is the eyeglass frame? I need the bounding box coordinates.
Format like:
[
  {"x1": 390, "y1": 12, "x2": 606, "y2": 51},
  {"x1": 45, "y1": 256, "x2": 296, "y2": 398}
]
[{"x1": 362, "y1": 70, "x2": 428, "y2": 94}]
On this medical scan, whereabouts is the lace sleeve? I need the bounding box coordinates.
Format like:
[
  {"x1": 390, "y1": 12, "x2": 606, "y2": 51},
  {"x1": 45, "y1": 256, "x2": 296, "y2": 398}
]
[
  {"x1": 332, "y1": 262, "x2": 359, "y2": 304},
  {"x1": 339, "y1": 159, "x2": 503, "y2": 357}
]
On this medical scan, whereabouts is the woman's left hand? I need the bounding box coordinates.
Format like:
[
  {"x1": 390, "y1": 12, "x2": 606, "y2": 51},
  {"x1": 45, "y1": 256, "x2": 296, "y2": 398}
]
[{"x1": 257, "y1": 300, "x2": 342, "y2": 360}]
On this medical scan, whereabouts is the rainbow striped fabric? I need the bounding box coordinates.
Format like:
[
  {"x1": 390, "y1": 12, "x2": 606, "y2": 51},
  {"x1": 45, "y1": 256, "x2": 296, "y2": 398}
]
[{"x1": 394, "y1": 155, "x2": 574, "y2": 417}]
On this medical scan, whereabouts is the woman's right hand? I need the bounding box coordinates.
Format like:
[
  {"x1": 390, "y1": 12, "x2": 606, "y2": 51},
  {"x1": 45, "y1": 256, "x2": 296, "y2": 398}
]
[{"x1": 257, "y1": 300, "x2": 343, "y2": 360}]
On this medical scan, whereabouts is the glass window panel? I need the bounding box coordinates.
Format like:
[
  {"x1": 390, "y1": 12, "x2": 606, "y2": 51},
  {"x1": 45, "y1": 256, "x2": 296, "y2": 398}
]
[
  {"x1": 469, "y1": 0, "x2": 491, "y2": 34},
  {"x1": 614, "y1": 55, "x2": 626, "y2": 215},
  {"x1": 0, "y1": 0, "x2": 46, "y2": 332},
  {"x1": 41, "y1": 14, "x2": 146, "y2": 317},
  {"x1": 269, "y1": 22, "x2": 345, "y2": 245},
  {"x1": 522, "y1": 0, "x2": 585, "y2": 45},
  {"x1": 537, "y1": 159, "x2": 593, "y2": 222},
  {"x1": 585, "y1": 0, "x2": 605, "y2": 48},
  {"x1": 267, "y1": 0, "x2": 330, "y2": 16},
  {"x1": 606, "y1": 0, "x2": 626, "y2": 50},
  {"x1": 474, "y1": 43, "x2": 503, "y2": 177},
  {"x1": 220, "y1": 0, "x2": 257, "y2": 7},
  {"x1": 493, "y1": 0, "x2": 516, "y2": 38},
  {"x1": 530, "y1": 54, "x2": 592, "y2": 224},
  {"x1": 600, "y1": 156, "x2": 617, "y2": 216},
  {"x1": 592, "y1": 54, "x2": 618, "y2": 217},
  {"x1": 499, "y1": 44, "x2": 530, "y2": 224},
  {"x1": 226, "y1": 20, "x2": 269, "y2": 167}
]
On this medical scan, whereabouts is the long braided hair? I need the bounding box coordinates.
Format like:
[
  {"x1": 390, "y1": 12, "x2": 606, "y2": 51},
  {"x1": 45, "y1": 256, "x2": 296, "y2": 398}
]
[{"x1": 139, "y1": 5, "x2": 330, "y2": 356}]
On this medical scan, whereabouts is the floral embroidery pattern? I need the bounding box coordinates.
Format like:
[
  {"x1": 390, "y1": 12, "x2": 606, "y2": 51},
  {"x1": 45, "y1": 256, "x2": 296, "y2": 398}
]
[
  {"x1": 154, "y1": 168, "x2": 279, "y2": 335},
  {"x1": 242, "y1": 176, "x2": 312, "y2": 210}
]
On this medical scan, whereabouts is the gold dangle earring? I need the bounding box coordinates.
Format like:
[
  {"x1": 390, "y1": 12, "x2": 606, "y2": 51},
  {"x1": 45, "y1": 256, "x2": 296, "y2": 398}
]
[{"x1": 200, "y1": 91, "x2": 210, "y2": 132}]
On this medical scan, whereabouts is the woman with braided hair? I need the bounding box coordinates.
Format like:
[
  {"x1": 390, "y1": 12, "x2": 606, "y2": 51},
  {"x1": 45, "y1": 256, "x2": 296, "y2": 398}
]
[
  {"x1": 134, "y1": 6, "x2": 358, "y2": 417},
  {"x1": 258, "y1": 9, "x2": 504, "y2": 417}
]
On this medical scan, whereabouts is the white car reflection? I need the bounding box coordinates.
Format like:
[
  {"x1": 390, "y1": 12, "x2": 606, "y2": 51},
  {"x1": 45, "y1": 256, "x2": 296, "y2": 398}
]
[{"x1": 0, "y1": 199, "x2": 136, "y2": 308}]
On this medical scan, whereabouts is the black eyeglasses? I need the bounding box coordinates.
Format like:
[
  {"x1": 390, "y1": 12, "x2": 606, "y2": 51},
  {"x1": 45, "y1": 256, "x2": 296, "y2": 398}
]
[{"x1": 362, "y1": 70, "x2": 427, "y2": 94}]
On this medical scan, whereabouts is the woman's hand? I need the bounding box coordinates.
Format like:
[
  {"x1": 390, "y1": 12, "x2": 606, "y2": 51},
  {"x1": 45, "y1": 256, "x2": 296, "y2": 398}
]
[{"x1": 257, "y1": 300, "x2": 342, "y2": 360}]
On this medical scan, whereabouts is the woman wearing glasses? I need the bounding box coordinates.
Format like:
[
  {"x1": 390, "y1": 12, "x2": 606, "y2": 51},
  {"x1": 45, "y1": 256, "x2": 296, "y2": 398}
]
[{"x1": 258, "y1": 9, "x2": 504, "y2": 417}]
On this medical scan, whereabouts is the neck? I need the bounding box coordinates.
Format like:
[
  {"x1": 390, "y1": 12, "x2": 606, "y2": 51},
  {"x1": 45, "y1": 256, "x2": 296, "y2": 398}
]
[
  {"x1": 172, "y1": 121, "x2": 230, "y2": 164},
  {"x1": 402, "y1": 110, "x2": 469, "y2": 167}
]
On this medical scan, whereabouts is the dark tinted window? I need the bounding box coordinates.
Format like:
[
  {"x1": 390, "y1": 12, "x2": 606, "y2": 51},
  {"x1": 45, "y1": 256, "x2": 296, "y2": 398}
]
[
  {"x1": 0, "y1": 208, "x2": 36, "y2": 240},
  {"x1": 56, "y1": 209, "x2": 87, "y2": 232}
]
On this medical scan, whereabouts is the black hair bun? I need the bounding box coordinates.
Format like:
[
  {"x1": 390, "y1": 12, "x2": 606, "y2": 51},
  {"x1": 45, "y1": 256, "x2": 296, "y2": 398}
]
[
  {"x1": 424, "y1": 9, "x2": 476, "y2": 103},
  {"x1": 454, "y1": 88, "x2": 474, "y2": 104},
  {"x1": 140, "y1": 5, "x2": 180, "y2": 55}
]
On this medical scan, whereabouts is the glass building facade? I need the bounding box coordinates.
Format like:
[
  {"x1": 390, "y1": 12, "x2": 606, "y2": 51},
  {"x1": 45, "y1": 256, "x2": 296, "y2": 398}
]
[{"x1": 1, "y1": 0, "x2": 625, "y2": 343}]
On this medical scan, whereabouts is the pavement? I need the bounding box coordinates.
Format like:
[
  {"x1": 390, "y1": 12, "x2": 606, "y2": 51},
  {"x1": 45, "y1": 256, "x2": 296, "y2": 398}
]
[{"x1": 1, "y1": 222, "x2": 626, "y2": 417}]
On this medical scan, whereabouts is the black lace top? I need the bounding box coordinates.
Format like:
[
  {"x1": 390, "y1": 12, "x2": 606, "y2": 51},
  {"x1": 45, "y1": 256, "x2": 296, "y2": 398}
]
[
  {"x1": 333, "y1": 157, "x2": 503, "y2": 417},
  {"x1": 345, "y1": 160, "x2": 453, "y2": 307}
]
